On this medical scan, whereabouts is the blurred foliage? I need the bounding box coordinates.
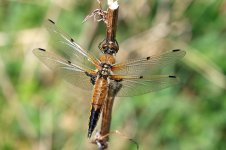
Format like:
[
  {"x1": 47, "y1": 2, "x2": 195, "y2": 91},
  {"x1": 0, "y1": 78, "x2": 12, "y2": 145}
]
[{"x1": 0, "y1": 0, "x2": 226, "y2": 150}]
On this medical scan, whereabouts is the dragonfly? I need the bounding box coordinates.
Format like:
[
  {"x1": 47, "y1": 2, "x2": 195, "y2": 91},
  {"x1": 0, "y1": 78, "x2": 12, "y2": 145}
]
[{"x1": 33, "y1": 19, "x2": 186, "y2": 138}]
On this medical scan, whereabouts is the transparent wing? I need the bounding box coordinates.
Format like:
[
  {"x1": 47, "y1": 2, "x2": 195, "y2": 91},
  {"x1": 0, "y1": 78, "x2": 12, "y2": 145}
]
[
  {"x1": 46, "y1": 19, "x2": 100, "y2": 69},
  {"x1": 112, "y1": 49, "x2": 186, "y2": 76},
  {"x1": 113, "y1": 75, "x2": 179, "y2": 97},
  {"x1": 33, "y1": 48, "x2": 95, "y2": 90}
]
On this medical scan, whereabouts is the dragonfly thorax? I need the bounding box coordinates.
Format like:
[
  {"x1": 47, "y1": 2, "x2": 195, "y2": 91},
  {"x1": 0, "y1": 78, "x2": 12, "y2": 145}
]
[
  {"x1": 97, "y1": 54, "x2": 115, "y2": 79},
  {"x1": 99, "y1": 54, "x2": 115, "y2": 64},
  {"x1": 98, "y1": 62, "x2": 112, "y2": 78}
]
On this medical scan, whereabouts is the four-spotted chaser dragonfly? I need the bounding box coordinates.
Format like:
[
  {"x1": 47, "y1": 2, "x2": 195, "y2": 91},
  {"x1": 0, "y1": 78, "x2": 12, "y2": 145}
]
[{"x1": 33, "y1": 19, "x2": 186, "y2": 138}]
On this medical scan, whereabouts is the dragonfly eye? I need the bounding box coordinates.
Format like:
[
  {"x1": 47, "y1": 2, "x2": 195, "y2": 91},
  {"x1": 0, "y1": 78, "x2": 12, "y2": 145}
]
[
  {"x1": 103, "y1": 48, "x2": 116, "y2": 55},
  {"x1": 99, "y1": 39, "x2": 119, "y2": 54}
]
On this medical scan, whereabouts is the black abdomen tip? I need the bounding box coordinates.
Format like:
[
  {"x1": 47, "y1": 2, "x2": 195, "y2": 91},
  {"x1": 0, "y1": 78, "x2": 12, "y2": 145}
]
[
  {"x1": 88, "y1": 132, "x2": 92, "y2": 138},
  {"x1": 88, "y1": 107, "x2": 101, "y2": 138}
]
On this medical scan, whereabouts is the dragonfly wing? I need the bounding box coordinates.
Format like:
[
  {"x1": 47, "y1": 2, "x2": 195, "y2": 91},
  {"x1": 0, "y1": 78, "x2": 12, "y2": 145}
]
[
  {"x1": 33, "y1": 48, "x2": 95, "y2": 90},
  {"x1": 112, "y1": 49, "x2": 186, "y2": 76},
  {"x1": 46, "y1": 19, "x2": 100, "y2": 69},
  {"x1": 111, "y1": 75, "x2": 179, "y2": 97}
]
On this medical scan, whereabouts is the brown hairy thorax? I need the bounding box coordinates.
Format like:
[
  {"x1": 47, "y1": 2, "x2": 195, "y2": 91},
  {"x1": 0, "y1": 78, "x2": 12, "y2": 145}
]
[{"x1": 99, "y1": 54, "x2": 115, "y2": 64}]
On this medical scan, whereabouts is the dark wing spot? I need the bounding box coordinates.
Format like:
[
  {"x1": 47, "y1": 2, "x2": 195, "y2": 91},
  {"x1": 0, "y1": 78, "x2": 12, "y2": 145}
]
[
  {"x1": 139, "y1": 76, "x2": 143, "y2": 79},
  {"x1": 169, "y1": 75, "x2": 176, "y2": 78},
  {"x1": 146, "y1": 56, "x2": 150, "y2": 60},
  {"x1": 38, "y1": 48, "x2": 46, "y2": 51},
  {"x1": 172, "y1": 49, "x2": 180, "y2": 52},
  {"x1": 70, "y1": 38, "x2": 74, "y2": 42},
  {"x1": 85, "y1": 72, "x2": 90, "y2": 77},
  {"x1": 67, "y1": 60, "x2": 71, "y2": 64},
  {"x1": 48, "y1": 19, "x2": 55, "y2": 24}
]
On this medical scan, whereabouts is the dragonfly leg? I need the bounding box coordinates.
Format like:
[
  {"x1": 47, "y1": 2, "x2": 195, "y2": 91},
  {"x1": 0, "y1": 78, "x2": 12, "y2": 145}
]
[{"x1": 85, "y1": 72, "x2": 97, "y2": 85}]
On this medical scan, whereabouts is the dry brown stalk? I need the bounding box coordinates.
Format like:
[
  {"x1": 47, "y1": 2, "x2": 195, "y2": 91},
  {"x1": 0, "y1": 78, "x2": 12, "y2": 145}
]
[{"x1": 92, "y1": 1, "x2": 120, "y2": 149}]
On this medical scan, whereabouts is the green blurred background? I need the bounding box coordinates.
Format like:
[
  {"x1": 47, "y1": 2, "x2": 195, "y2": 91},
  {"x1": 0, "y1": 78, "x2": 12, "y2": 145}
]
[{"x1": 0, "y1": 0, "x2": 226, "y2": 149}]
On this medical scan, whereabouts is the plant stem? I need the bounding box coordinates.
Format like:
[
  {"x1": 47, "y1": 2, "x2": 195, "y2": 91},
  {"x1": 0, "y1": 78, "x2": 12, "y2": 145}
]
[{"x1": 96, "y1": 1, "x2": 120, "y2": 149}]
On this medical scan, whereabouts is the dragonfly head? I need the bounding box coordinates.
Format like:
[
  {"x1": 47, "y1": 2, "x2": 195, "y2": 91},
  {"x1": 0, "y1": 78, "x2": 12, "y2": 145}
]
[
  {"x1": 103, "y1": 48, "x2": 117, "y2": 55},
  {"x1": 100, "y1": 40, "x2": 119, "y2": 55}
]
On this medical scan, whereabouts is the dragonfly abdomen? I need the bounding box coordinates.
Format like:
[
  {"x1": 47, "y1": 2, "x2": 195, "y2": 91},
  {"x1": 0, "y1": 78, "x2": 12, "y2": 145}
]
[{"x1": 88, "y1": 77, "x2": 109, "y2": 138}]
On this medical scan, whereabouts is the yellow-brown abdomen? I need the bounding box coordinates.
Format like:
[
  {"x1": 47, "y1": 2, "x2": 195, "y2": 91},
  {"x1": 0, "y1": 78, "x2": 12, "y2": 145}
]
[{"x1": 88, "y1": 77, "x2": 109, "y2": 138}]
